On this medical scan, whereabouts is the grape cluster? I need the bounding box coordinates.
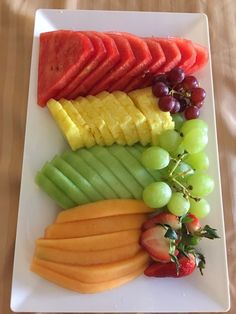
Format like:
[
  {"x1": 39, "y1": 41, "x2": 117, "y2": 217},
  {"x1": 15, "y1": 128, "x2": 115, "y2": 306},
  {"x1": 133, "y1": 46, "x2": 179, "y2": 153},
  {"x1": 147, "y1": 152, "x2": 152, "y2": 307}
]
[
  {"x1": 141, "y1": 118, "x2": 214, "y2": 218},
  {"x1": 152, "y1": 68, "x2": 206, "y2": 119}
]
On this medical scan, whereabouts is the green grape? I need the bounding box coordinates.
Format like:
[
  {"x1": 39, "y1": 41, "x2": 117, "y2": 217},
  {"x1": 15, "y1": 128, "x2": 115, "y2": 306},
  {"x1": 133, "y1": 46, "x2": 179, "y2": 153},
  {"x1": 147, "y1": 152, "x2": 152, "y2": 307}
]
[
  {"x1": 171, "y1": 142, "x2": 185, "y2": 158},
  {"x1": 172, "y1": 113, "x2": 185, "y2": 131},
  {"x1": 182, "y1": 128, "x2": 208, "y2": 154},
  {"x1": 160, "y1": 160, "x2": 193, "y2": 181},
  {"x1": 187, "y1": 171, "x2": 214, "y2": 197},
  {"x1": 189, "y1": 198, "x2": 210, "y2": 218},
  {"x1": 180, "y1": 119, "x2": 208, "y2": 136},
  {"x1": 159, "y1": 129, "x2": 182, "y2": 153},
  {"x1": 167, "y1": 192, "x2": 190, "y2": 216},
  {"x1": 141, "y1": 146, "x2": 170, "y2": 170},
  {"x1": 184, "y1": 151, "x2": 209, "y2": 170},
  {"x1": 143, "y1": 182, "x2": 172, "y2": 208}
]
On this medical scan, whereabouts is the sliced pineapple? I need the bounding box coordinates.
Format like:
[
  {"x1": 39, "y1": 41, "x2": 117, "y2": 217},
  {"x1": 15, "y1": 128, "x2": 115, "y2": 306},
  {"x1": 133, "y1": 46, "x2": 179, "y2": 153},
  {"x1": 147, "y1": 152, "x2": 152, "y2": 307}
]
[
  {"x1": 47, "y1": 99, "x2": 84, "y2": 150},
  {"x1": 128, "y1": 87, "x2": 174, "y2": 145},
  {"x1": 95, "y1": 92, "x2": 126, "y2": 145},
  {"x1": 59, "y1": 99, "x2": 95, "y2": 148},
  {"x1": 72, "y1": 97, "x2": 105, "y2": 146},
  {"x1": 112, "y1": 91, "x2": 151, "y2": 145},
  {"x1": 86, "y1": 95, "x2": 115, "y2": 146}
]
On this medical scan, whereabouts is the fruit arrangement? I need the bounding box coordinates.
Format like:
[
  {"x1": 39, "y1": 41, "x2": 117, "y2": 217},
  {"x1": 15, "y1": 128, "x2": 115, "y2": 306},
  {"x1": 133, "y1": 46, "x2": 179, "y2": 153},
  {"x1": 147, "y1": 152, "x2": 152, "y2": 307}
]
[{"x1": 31, "y1": 29, "x2": 219, "y2": 293}]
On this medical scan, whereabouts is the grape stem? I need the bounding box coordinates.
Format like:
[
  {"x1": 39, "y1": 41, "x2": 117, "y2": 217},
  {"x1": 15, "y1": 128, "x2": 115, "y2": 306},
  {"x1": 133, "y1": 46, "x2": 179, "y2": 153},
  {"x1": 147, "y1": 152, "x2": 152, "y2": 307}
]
[
  {"x1": 172, "y1": 178, "x2": 191, "y2": 199},
  {"x1": 169, "y1": 153, "x2": 188, "y2": 177}
]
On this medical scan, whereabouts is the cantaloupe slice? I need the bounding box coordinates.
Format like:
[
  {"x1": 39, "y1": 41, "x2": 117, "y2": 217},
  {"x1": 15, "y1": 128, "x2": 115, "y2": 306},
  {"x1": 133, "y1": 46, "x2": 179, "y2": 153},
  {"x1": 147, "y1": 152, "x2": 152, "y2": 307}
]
[
  {"x1": 56, "y1": 199, "x2": 152, "y2": 223},
  {"x1": 37, "y1": 229, "x2": 141, "y2": 251},
  {"x1": 35, "y1": 243, "x2": 141, "y2": 265},
  {"x1": 31, "y1": 261, "x2": 146, "y2": 293},
  {"x1": 45, "y1": 213, "x2": 147, "y2": 239},
  {"x1": 32, "y1": 250, "x2": 149, "y2": 283}
]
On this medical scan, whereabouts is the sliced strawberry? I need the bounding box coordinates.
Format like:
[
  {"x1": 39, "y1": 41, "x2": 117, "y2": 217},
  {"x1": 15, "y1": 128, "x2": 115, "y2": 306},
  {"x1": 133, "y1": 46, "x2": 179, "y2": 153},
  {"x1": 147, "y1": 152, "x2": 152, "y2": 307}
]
[
  {"x1": 89, "y1": 33, "x2": 136, "y2": 95},
  {"x1": 140, "y1": 225, "x2": 177, "y2": 263},
  {"x1": 68, "y1": 32, "x2": 120, "y2": 98},
  {"x1": 108, "y1": 32, "x2": 152, "y2": 91},
  {"x1": 187, "y1": 43, "x2": 209, "y2": 74},
  {"x1": 144, "y1": 253, "x2": 196, "y2": 277},
  {"x1": 55, "y1": 31, "x2": 107, "y2": 100},
  {"x1": 142, "y1": 212, "x2": 181, "y2": 231},
  {"x1": 185, "y1": 213, "x2": 201, "y2": 234},
  {"x1": 38, "y1": 30, "x2": 94, "y2": 106},
  {"x1": 124, "y1": 38, "x2": 166, "y2": 92}
]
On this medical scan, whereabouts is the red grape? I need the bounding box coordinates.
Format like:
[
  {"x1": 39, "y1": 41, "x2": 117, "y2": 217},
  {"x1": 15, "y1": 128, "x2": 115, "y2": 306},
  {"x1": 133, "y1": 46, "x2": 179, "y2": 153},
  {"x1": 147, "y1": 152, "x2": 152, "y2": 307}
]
[
  {"x1": 184, "y1": 105, "x2": 200, "y2": 119},
  {"x1": 190, "y1": 87, "x2": 206, "y2": 103},
  {"x1": 182, "y1": 76, "x2": 199, "y2": 90},
  {"x1": 152, "y1": 82, "x2": 169, "y2": 97},
  {"x1": 194, "y1": 101, "x2": 204, "y2": 108},
  {"x1": 152, "y1": 74, "x2": 169, "y2": 85},
  {"x1": 178, "y1": 98, "x2": 188, "y2": 112},
  {"x1": 170, "y1": 99, "x2": 181, "y2": 114},
  {"x1": 168, "y1": 67, "x2": 185, "y2": 85},
  {"x1": 158, "y1": 95, "x2": 176, "y2": 112}
]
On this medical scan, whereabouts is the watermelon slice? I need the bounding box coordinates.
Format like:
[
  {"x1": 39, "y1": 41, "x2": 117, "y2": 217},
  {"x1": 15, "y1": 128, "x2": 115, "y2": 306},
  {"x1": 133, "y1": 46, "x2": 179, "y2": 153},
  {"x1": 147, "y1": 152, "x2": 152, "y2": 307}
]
[
  {"x1": 124, "y1": 38, "x2": 166, "y2": 92},
  {"x1": 170, "y1": 38, "x2": 196, "y2": 72},
  {"x1": 153, "y1": 38, "x2": 181, "y2": 73},
  {"x1": 68, "y1": 32, "x2": 120, "y2": 99},
  {"x1": 187, "y1": 43, "x2": 209, "y2": 74},
  {"x1": 37, "y1": 30, "x2": 94, "y2": 106},
  {"x1": 89, "y1": 33, "x2": 136, "y2": 95},
  {"x1": 108, "y1": 32, "x2": 152, "y2": 91},
  {"x1": 55, "y1": 32, "x2": 107, "y2": 100}
]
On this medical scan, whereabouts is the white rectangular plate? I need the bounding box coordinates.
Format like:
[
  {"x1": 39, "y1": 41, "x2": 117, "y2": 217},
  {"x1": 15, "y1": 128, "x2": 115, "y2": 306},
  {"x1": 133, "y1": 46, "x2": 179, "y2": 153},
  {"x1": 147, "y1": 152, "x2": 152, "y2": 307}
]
[{"x1": 11, "y1": 9, "x2": 230, "y2": 313}]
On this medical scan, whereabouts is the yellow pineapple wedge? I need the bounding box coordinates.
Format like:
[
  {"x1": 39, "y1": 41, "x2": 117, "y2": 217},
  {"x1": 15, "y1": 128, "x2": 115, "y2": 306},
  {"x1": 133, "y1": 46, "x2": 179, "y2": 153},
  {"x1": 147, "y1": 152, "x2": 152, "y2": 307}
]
[{"x1": 128, "y1": 87, "x2": 174, "y2": 145}]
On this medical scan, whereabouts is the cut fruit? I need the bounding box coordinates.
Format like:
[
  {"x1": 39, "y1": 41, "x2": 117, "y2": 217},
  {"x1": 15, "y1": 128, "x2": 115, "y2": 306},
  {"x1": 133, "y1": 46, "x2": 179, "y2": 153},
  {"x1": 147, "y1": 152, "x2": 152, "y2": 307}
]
[
  {"x1": 62, "y1": 151, "x2": 118, "y2": 200},
  {"x1": 35, "y1": 172, "x2": 76, "y2": 209},
  {"x1": 32, "y1": 250, "x2": 149, "y2": 283},
  {"x1": 89, "y1": 146, "x2": 143, "y2": 199},
  {"x1": 77, "y1": 149, "x2": 132, "y2": 199},
  {"x1": 55, "y1": 31, "x2": 107, "y2": 99},
  {"x1": 89, "y1": 33, "x2": 136, "y2": 94},
  {"x1": 45, "y1": 213, "x2": 148, "y2": 239},
  {"x1": 31, "y1": 261, "x2": 145, "y2": 293},
  {"x1": 108, "y1": 32, "x2": 152, "y2": 91},
  {"x1": 36, "y1": 229, "x2": 141, "y2": 251},
  {"x1": 187, "y1": 43, "x2": 209, "y2": 74},
  {"x1": 56, "y1": 199, "x2": 153, "y2": 223},
  {"x1": 38, "y1": 30, "x2": 94, "y2": 106},
  {"x1": 69, "y1": 32, "x2": 120, "y2": 98},
  {"x1": 107, "y1": 145, "x2": 154, "y2": 188}
]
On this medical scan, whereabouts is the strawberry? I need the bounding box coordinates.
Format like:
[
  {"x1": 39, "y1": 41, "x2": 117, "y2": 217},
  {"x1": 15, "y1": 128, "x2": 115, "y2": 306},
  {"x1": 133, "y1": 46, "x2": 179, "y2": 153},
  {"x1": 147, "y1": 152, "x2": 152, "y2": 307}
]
[
  {"x1": 185, "y1": 213, "x2": 201, "y2": 233},
  {"x1": 144, "y1": 253, "x2": 196, "y2": 277},
  {"x1": 140, "y1": 225, "x2": 178, "y2": 263},
  {"x1": 142, "y1": 212, "x2": 181, "y2": 231}
]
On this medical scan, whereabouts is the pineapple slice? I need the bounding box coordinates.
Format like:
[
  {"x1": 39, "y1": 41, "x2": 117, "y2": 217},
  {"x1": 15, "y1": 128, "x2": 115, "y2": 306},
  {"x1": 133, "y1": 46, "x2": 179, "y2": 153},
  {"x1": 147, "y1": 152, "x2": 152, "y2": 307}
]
[
  {"x1": 72, "y1": 97, "x2": 105, "y2": 146},
  {"x1": 112, "y1": 91, "x2": 151, "y2": 145},
  {"x1": 95, "y1": 92, "x2": 126, "y2": 145},
  {"x1": 128, "y1": 87, "x2": 174, "y2": 145},
  {"x1": 86, "y1": 95, "x2": 115, "y2": 146},
  {"x1": 47, "y1": 99, "x2": 84, "y2": 150},
  {"x1": 59, "y1": 99, "x2": 95, "y2": 148}
]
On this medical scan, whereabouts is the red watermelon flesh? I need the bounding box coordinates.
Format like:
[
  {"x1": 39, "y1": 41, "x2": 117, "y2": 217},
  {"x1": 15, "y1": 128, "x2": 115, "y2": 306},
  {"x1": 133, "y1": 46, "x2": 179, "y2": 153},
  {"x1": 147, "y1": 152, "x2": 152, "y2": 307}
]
[
  {"x1": 55, "y1": 31, "x2": 107, "y2": 100},
  {"x1": 186, "y1": 43, "x2": 209, "y2": 74},
  {"x1": 124, "y1": 38, "x2": 166, "y2": 92},
  {"x1": 68, "y1": 32, "x2": 120, "y2": 98},
  {"x1": 37, "y1": 30, "x2": 94, "y2": 106},
  {"x1": 170, "y1": 37, "x2": 196, "y2": 72},
  {"x1": 153, "y1": 38, "x2": 181, "y2": 73},
  {"x1": 108, "y1": 32, "x2": 152, "y2": 91},
  {"x1": 89, "y1": 33, "x2": 136, "y2": 95}
]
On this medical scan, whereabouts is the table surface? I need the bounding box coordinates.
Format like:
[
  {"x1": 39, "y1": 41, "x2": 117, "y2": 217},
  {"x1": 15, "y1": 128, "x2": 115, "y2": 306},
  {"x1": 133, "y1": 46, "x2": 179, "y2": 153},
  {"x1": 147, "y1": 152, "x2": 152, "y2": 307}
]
[{"x1": 1, "y1": 0, "x2": 236, "y2": 313}]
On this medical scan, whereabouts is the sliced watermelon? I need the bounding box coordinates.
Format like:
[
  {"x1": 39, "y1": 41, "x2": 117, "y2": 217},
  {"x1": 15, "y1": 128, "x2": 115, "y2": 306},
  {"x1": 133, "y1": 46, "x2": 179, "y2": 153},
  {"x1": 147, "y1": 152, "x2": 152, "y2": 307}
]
[
  {"x1": 153, "y1": 38, "x2": 181, "y2": 73},
  {"x1": 68, "y1": 32, "x2": 120, "y2": 98},
  {"x1": 37, "y1": 30, "x2": 94, "y2": 106},
  {"x1": 89, "y1": 33, "x2": 136, "y2": 95},
  {"x1": 170, "y1": 37, "x2": 196, "y2": 72},
  {"x1": 124, "y1": 38, "x2": 166, "y2": 92},
  {"x1": 108, "y1": 32, "x2": 152, "y2": 91},
  {"x1": 55, "y1": 31, "x2": 107, "y2": 100},
  {"x1": 187, "y1": 43, "x2": 209, "y2": 74}
]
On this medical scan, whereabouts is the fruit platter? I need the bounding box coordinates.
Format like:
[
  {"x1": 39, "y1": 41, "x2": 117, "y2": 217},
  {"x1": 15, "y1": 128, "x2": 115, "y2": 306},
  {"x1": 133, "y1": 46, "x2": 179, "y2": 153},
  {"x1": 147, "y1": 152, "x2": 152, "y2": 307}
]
[{"x1": 11, "y1": 9, "x2": 230, "y2": 313}]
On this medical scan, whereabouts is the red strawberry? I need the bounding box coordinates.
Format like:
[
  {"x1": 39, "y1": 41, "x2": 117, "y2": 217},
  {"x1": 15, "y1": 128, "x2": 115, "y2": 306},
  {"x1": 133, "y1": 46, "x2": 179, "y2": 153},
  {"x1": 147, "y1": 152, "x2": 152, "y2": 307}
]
[
  {"x1": 144, "y1": 253, "x2": 196, "y2": 277},
  {"x1": 140, "y1": 225, "x2": 178, "y2": 263},
  {"x1": 142, "y1": 212, "x2": 181, "y2": 231},
  {"x1": 186, "y1": 213, "x2": 201, "y2": 234}
]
